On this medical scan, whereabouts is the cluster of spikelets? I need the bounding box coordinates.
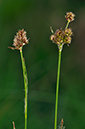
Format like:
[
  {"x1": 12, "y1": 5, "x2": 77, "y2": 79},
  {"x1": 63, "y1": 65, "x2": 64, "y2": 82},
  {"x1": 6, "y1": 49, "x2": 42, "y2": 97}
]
[
  {"x1": 9, "y1": 12, "x2": 75, "y2": 51},
  {"x1": 50, "y1": 28, "x2": 72, "y2": 45},
  {"x1": 50, "y1": 12, "x2": 75, "y2": 50},
  {"x1": 9, "y1": 29, "x2": 28, "y2": 50}
]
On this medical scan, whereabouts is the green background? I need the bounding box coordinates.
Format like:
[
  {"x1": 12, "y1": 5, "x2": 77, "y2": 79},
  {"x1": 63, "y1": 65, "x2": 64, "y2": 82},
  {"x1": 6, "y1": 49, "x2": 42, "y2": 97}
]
[{"x1": 0, "y1": 0, "x2": 85, "y2": 129}]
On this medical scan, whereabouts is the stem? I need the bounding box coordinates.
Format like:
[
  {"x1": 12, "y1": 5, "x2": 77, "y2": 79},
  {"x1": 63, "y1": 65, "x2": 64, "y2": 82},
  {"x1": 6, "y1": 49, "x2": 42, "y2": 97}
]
[
  {"x1": 54, "y1": 49, "x2": 62, "y2": 129},
  {"x1": 65, "y1": 20, "x2": 70, "y2": 29},
  {"x1": 20, "y1": 47, "x2": 28, "y2": 129}
]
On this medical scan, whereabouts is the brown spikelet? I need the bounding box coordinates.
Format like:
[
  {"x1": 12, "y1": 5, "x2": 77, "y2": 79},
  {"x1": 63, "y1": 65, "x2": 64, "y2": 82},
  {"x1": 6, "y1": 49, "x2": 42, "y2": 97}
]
[
  {"x1": 50, "y1": 28, "x2": 73, "y2": 45},
  {"x1": 9, "y1": 29, "x2": 29, "y2": 50},
  {"x1": 65, "y1": 12, "x2": 75, "y2": 22}
]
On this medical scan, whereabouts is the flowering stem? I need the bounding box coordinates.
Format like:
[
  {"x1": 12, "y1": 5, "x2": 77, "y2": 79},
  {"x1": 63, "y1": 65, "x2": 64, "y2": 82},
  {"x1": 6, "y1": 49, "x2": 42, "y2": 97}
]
[
  {"x1": 20, "y1": 47, "x2": 28, "y2": 129},
  {"x1": 54, "y1": 49, "x2": 62, "y2": 129}
]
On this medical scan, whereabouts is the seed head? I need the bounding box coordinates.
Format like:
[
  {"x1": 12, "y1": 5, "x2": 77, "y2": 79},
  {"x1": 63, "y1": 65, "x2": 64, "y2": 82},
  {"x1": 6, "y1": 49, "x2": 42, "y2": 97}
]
[
  {"x1": 65, "y1": 12, "x2": 75, "y2": 22},
  {"x1": 50, "y1": 12, "x2": 75, "y2": 51},
  {"x1": 50, "y1": 29, "x2": 63, "y2": 45},
  {"x1": 9, "y1": 29, "x2": 28, "y2": 50},
  {"x1": 50, "y1": 28, "x2": 73, "y2": 45}
]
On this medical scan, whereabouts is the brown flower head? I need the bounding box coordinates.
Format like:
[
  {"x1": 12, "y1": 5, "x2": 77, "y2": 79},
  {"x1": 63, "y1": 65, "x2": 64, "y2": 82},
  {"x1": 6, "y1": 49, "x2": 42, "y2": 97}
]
[
  {"x1": 50, "y1": 28, "x2": 73, "y2": 45},
  {"x1": 65, "y1": 12, "x2": 75, "y2": 22},
  {"x1": 50, "y1": 12, "x2": 75, "y2": 51},
  {"x1": 50, "y1": 29, "x2": 64, "y2": 45},
  {"x1": 9, "y1": 29, "x2": 28, "y2": 50}
]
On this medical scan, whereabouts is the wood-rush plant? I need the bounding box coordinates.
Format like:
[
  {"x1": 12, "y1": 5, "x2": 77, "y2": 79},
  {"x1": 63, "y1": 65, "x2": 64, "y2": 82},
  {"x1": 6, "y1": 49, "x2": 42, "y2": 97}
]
[
  {"x1": 50, "y1": 12, "x2": 75, "y2": 129},
  {"x1": 9, "y1": 29, "x2": 29, "y2": 129}
]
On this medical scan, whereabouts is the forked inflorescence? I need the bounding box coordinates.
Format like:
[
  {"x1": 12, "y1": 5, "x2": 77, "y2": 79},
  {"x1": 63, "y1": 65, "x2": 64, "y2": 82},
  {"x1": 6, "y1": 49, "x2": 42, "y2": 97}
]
[{"x1": 50, "y1": 12, "x2": 75, "y2": 51}]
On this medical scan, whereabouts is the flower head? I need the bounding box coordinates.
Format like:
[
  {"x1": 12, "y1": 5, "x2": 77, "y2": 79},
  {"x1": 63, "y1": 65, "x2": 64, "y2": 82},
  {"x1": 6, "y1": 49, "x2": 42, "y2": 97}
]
[
  {"x1": 50, "y1": 29, "x2": 63, "y2": 45},
  {"x1": 50, "y1": 28, "x2": 73, "y2": 45},
  {"x1": 50, "y1": 12, "x2": 75, "y2": 51},
  {"x1": 65, "y1": 12, "x2": 75, "y2": 22},
  {"x1": 9, "y1": 29, "x2": 28, "y2": 50}
]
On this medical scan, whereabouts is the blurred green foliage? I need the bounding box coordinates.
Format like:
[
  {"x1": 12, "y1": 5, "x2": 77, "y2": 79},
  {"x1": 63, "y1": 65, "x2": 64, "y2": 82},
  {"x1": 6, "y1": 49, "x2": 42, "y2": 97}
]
[{"x1": 0, "y1": 0, "x2": 85, "y2": 129}]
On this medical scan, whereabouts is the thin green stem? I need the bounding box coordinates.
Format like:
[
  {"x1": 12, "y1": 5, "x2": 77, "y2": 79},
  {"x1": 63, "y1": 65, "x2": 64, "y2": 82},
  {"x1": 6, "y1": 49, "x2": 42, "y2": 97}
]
[
  {"x1": 65, "y1": 20, "x2": 70, "y2": 29},
  {"x1": 20, "y1": 47, "x2": 28, "y2": 129},
  {"x1": 54, "y1": 49, "x2": 62, "y2": 129}
]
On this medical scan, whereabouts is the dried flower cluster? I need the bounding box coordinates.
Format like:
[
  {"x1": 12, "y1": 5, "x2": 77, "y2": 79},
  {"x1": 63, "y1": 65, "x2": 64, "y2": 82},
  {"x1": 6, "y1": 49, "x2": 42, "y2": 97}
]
[
  {"x1": 50, "y1": 28, "x2": 73, "y2": 45},
  {"x1": 50, "y1": 12, "x2": 75, "y2": 51},
  {"x1": 9, "y1": 29, "x2": 28, "y2": 50},
  {"x1": 65, "y1": 12, "x2": 75, "y2": 22}
]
